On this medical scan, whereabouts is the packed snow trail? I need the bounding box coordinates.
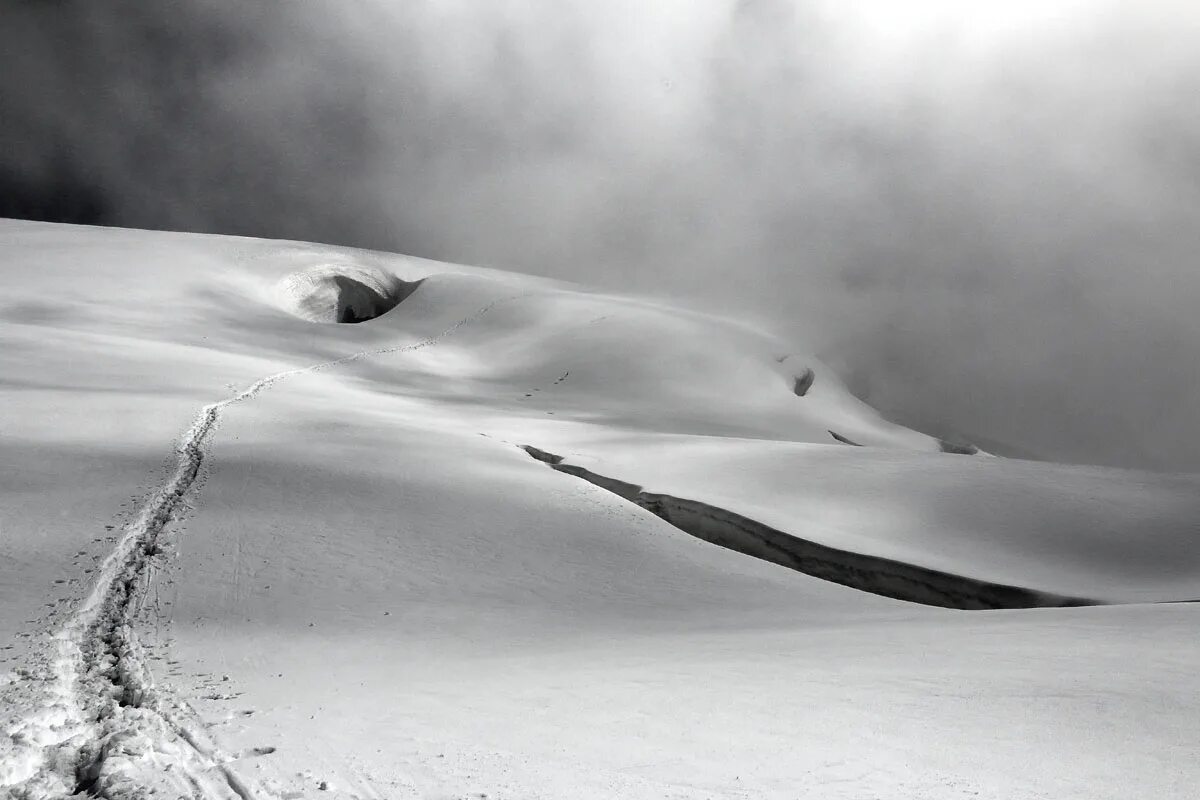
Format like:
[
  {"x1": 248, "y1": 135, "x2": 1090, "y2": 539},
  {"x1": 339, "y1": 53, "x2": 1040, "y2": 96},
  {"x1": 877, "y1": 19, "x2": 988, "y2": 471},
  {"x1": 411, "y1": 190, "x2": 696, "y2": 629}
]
[{"x1": 0, "y1": 297, "x2": 517, "y2": 799}]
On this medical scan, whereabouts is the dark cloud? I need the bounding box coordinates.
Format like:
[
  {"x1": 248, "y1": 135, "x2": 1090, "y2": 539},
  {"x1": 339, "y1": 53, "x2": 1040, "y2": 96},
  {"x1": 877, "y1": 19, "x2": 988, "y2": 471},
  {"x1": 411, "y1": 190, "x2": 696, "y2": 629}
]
[{"x1": 2, "y1": 0, "x2": 1199, "y2": 470}]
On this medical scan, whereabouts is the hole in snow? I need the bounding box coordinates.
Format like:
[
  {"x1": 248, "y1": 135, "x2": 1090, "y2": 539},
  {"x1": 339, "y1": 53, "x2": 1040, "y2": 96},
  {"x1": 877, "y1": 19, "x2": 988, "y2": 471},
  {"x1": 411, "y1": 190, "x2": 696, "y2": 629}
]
[
  {"x1": 273, "y1": 265, "x2": 422, "y2": 324},
  {"x1": 792, "y1": 367, "x2": 815, "y2": 397}
]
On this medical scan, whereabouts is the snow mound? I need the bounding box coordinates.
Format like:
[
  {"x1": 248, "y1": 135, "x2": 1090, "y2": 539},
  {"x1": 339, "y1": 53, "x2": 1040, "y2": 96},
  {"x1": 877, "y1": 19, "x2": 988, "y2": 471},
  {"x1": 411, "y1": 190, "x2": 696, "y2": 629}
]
[{"x1": 271, "y1": 264, "x2": 420, "y2": 323}]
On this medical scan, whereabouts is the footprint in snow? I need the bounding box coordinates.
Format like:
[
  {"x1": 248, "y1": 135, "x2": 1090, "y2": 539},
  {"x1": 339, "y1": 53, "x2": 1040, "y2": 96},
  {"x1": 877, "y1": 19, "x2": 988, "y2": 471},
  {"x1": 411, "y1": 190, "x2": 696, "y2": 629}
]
[{"x1": 238, "y1": 745, "x2": 276, "y2": 758}]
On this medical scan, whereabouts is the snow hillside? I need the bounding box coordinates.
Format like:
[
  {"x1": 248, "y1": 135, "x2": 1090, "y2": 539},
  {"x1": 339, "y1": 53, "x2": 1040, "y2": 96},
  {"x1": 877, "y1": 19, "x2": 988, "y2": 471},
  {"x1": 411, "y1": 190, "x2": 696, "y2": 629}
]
[{"x1": 1, "y1": 219, "x2": 1197, "y2": 799}]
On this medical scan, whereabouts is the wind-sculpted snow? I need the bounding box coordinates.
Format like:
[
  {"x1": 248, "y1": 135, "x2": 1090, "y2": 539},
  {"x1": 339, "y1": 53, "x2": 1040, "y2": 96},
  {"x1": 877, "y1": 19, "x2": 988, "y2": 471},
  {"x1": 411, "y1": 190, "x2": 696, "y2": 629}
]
[
  {"x1": 0, "y1": 294, "x2": 517, "y2": 799},
  {"x1": 521, "y1": 446, "x2": 1096, "y2": 610}
]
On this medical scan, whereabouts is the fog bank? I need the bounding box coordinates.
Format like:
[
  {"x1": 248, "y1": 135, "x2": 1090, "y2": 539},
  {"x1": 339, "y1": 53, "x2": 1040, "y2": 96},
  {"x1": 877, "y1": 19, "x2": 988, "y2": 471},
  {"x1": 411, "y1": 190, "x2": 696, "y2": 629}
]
[{"x1": 2, "y1": 0, "x2": 1198, "y2": 470}]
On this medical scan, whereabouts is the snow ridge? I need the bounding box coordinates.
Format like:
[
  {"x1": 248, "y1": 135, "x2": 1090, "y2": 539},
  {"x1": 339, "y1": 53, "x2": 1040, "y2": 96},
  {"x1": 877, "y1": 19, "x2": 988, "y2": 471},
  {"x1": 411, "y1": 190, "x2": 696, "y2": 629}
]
[{"x1": 1, "y1": 296, "x2": 519, "y2": 799}]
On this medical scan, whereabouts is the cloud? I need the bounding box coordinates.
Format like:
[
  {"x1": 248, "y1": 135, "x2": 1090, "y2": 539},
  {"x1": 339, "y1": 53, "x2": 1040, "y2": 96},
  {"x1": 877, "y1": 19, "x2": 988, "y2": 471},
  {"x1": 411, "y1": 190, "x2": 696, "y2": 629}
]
[{"x1": 2, "y1": 0, "x2": 1199, "y2": 470}]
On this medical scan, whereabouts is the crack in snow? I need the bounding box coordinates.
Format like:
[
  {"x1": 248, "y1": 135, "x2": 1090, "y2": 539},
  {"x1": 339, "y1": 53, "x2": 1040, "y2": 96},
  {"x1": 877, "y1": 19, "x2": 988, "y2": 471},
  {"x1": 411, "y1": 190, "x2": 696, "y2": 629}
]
[{"x1": 521, "y1": 445, "x2": 1100, "y2": 610}]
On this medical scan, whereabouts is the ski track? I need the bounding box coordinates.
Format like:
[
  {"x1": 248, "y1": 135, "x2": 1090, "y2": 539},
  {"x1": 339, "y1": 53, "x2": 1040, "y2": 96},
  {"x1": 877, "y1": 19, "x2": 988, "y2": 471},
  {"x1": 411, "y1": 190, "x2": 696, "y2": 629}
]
[{"x1": 1, "y1": 296, "x2": 517, "y2": 799}]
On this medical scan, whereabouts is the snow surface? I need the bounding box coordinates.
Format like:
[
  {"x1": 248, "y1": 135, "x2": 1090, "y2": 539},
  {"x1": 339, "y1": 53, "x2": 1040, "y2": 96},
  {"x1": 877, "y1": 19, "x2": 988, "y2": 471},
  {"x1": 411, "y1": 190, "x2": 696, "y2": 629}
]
[{"x1": 1, "y1": 219, "x2": 1197, "y2": 799}]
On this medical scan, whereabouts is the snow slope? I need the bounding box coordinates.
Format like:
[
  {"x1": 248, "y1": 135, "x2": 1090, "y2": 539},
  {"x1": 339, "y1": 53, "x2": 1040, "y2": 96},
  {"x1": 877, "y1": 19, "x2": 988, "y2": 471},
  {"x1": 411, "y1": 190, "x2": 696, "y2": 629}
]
[
  {"x1": 1, "y1": 219, "x2": 1197, "y2": 799},
  {"x1": 518, "y1": 439, "x2": 1200, "y2": 604}
]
